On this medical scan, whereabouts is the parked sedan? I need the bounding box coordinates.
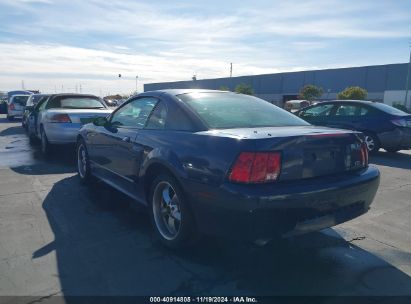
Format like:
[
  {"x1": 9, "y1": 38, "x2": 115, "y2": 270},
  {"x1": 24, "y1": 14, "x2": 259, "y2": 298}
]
[
  {"x1": 77, "y1": 90, "x2": 379, "y2": 248},
  {"x1": 296, "y1": 100, "x2": 411, "y2": 153},
  {"x1": 7, "y1": 94, "x2": 30, "y2": 120},
  {"x1": 28, "y1": 93, "x2": 112, "y2": 154}
]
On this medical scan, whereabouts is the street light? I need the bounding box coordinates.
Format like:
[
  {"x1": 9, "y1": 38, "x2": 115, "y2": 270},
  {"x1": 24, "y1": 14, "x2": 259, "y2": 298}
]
[{"x1": 135, "y1": 75, "x2": 138, "y2": 92}]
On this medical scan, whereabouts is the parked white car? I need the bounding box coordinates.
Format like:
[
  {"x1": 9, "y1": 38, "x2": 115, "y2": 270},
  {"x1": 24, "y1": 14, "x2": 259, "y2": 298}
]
[{"x1": 27, "y1": 93, "x2": 113, "y2": 154}]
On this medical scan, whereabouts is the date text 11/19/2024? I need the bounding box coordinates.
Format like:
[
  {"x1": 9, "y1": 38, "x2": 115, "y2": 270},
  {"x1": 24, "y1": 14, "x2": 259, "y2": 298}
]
[{"x1": 149, "y1": 296, "x2": 258, "y2": 303}]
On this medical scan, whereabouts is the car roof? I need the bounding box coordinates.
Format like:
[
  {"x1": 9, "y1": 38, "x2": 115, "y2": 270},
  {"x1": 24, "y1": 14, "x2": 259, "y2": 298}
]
[
  {"x1": 327, "y1": 99, "x2": 375, "y2": 104},
  {"x1": 31, "y1": 93, "x2": 50, "y2": 96},
  {"x1": 142, "y1": 89, "x2": 233, "y2": 97},
  {"x1": 11, "y1": 94, "x2": 30, "y2": 98},
  {"x1": 48, "y1": 93, "x2": 100, "y2": 98},
  {"x1": 286, "y1": 100, "x2": 309, "y2": 103}
]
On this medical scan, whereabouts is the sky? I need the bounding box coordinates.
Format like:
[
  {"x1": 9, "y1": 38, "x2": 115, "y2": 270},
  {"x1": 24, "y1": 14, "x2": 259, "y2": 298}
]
[{"x1": 0, "y1": 0, "x2": 410, "y2": 96}]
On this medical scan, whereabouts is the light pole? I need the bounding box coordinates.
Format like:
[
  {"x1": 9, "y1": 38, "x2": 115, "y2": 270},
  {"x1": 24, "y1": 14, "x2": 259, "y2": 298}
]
[
  {"x1": 404, "y1": 43, "x2": 411, "y2": 109},
  {"x1": 135, "y1": 75, "x2": 138, "y2": 93}
]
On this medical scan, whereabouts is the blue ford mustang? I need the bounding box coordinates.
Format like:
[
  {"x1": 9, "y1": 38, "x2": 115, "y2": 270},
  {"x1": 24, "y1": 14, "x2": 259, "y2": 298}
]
[{"x1": 77, "y1": 90, "x2": 380, "y2": 247}]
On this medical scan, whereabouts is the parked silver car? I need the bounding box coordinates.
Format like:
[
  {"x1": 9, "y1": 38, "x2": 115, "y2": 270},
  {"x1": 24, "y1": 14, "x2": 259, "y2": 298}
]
[
  {"x1": 7, "y1": 94, "x2": 30, "y2": 120},
  {"x1": 27, "y1": 93, "x2": 113, "y2": 154}
]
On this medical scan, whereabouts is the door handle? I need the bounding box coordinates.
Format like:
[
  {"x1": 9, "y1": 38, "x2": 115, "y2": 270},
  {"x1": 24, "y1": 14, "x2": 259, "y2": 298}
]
[{"x1": 122, "y1": 136, "x2": 131, "y2": 142}]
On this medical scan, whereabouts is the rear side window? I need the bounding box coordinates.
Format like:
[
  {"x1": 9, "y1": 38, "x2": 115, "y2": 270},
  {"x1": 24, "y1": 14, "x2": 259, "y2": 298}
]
[
  {"x1": 335, "y1": 105, "x2": 358, "y2": 116},
  {"x1": 178, "y1": 92, "x2": 308, "y2": 129},
  {"x1": 146, "y1": 102, "x2": 167, "y2": 130},
  {"x1": 334, "y1": 104, "x2": 373, "y2": 117},
  {"x1": 299, "y1": 104, "x2": 334, "y2": 117}
]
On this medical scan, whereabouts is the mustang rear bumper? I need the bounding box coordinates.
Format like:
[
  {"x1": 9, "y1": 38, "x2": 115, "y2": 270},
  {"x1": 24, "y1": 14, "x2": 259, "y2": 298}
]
[{"x1": 185, "y1": 166, "x2": 380, "y2": 240}]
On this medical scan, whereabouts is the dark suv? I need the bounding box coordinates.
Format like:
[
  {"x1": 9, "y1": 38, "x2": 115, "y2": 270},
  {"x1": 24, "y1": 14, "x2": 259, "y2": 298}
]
[{"x1": 296, "y1": 100, "x2": 411, "y2": 153}]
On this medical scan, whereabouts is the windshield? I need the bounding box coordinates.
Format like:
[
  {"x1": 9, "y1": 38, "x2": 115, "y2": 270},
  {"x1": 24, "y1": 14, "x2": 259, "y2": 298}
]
[
  {"x1": 48, "y1": 97, "x2": 105, "y2": 109},
  {"x1": 372, "y1": 102, "x2": 409, "y2": 116},
  {"x1": 178, "y1": 92, "x2": 309, "y2": 129}
]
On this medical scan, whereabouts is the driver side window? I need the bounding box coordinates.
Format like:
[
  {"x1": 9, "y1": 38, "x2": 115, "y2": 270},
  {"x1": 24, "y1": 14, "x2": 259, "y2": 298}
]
[{"x1": 110, "y1": 97, "x2": 158, "y2": 128}]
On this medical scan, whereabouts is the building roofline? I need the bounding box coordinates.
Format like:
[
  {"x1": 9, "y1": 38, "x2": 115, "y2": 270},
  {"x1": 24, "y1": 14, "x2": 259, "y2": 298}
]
[{"x1": 145, "y1": 62, "x2": 408, "y2": 86}]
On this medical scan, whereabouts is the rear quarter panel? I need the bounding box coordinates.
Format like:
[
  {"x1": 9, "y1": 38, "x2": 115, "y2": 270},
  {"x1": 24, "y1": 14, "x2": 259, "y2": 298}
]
[{"x1": 138, "y1": 130, "x2": 255, "y2": 187}]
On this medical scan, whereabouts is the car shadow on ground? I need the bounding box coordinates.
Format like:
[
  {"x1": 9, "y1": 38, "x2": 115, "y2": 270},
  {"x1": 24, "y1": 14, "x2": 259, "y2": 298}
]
[
  {"x1": 0, "y1": 117, "x2": 21, "y2": 124},
  {"x1": 0, "y1": 125, "x2": 25, "y2": 136},
  {"x1": 32, "y1": 175, "x2": 411, "y2": 297},
  {"x1": 370, "y1": 151, "x2": 411, "y2": 170},
  {"x1": 10, "y1": 145, "x2": 77, "y2": 175}
]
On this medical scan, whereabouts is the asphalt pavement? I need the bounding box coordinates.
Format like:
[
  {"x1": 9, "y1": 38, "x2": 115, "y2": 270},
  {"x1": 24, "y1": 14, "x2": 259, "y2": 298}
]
[{"x1": 0, "y1": 114, "x2": 410, "y2": 297}]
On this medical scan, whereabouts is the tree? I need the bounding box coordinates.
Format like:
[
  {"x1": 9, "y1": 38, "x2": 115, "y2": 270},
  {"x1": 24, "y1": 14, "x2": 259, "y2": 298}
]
[
  {"x1": 337, "y1": 86, "x2": 368, "y2": 100},
  {"x1": 219, "y1": 86, "x2": 230, "y2": 91},
  {"x1": 298, "y1": 84, "x2": 323, "y2": 101},
  {"x1": 235, "y1": 83, "x2": 254, "y2": 95}
]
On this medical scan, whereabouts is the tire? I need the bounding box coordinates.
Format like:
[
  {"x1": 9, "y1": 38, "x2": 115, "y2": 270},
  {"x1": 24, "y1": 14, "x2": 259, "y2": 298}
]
[
  {"x1": 385, "y1": 148, "x2": 400, "y2": 153},
  {"x1": 364, "y1": 132, "x2": 380, "y2": 154},
  {"x1": 7, "y1": 115, "x2": 13, "y2": 121},
  {"x1": 149, "y1": 173, "x2": 197, "y2": 248},
  {"x1": 40, "y1": 127, "x2": 51, "y2": 155},
  {"x1": 76, "y1": 138, "x2": 93, "y2": 184}
]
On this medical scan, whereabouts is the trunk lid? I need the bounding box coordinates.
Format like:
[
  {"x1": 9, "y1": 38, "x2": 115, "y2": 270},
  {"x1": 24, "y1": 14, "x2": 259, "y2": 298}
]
[
  {"x1": 200, "y1": 126, "x2": 366, "y2": 181},
  {"x1": 46, "y1": 108, "x2": 113, "y2": 124}
]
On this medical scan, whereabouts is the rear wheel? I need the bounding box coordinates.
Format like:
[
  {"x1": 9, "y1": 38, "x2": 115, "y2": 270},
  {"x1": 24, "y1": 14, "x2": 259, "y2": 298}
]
[
  {"x1": 40, "y1": 127, "x2": 51, "y2": 155},
  {"x1": 149, "y1": 174, "x2": 197, "y2": 248},
  {"x1": 364, "y1": 133, "x2": 380, "y2": 154}
]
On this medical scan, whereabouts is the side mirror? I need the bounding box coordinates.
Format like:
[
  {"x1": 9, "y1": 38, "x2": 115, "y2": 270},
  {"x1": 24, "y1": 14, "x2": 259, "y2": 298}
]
[
  {"x1": 25, "y1": 105, "x2": 33, "y2": 111},
  {"x1": 93, "y1": 116, "x2": 108, "y2": 126}
]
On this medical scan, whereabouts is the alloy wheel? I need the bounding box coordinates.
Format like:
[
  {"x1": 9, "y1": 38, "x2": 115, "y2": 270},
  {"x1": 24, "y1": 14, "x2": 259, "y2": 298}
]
[
  {"x1": 77, "y1": 144, "x2": 87, "y2": 178},
  {"x1": 152, "y1": 181, "x2": 182, "y2": 240},
  {"x1": 364, "y1": 135, "x2": 375, "y2": 152}
]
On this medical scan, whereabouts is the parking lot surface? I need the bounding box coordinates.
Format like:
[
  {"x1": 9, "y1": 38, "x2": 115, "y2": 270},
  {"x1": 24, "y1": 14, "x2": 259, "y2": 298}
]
[{"x1": 0, "y1": 114, "x2": 410, "y2": 297}]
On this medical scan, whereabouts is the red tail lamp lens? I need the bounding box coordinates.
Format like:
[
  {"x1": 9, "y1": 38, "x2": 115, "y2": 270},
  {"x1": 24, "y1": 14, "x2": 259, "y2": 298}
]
[
  {"x1": 230, "y1": 152, "x2": 281, "y2": 183},
  {"x1": 49, "y1": 114, "x2": 71, "y2": 123}
]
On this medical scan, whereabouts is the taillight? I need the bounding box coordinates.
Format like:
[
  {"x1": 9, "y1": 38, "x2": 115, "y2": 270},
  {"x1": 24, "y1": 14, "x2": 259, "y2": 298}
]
[
  {"x1": 391, "y1": 118, "x2": 407, "y2": 127},
  {"x1": 229, "y1": 152, "x2": 281, "y2": 183},
  {"x1": 49, "y1": 114, "x2": 71, "y2": 123},
  {"x1": 9, "y1": 103, "x2": 15, "y2": 111}
]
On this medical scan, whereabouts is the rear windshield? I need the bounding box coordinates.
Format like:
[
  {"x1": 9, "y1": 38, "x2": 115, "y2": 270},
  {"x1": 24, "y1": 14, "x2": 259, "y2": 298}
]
[
  {"x1": 178, "y1": 92, "x2": 309, "y2": 129},
  {"x1": 11, "y1": 96, "x2": 29, "y2": 106},
  {"x1": 372, "y1": 103, "x2": 409, "y2": 116},
  {"x1": 47, "y1": 97, "x2": 105, "y2": 109}
]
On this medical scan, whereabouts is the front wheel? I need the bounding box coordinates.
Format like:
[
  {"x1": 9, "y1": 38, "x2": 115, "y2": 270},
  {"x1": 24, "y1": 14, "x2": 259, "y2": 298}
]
[
  {"x1": 149, "y1": 174, "x2": 197, "y2": 248},
  {"x1": 364, "y1": 133, "x2": 380, "y2": 154},
  {"x1": 77, "y1": 139, "x2": 92, "y2": 184}
]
